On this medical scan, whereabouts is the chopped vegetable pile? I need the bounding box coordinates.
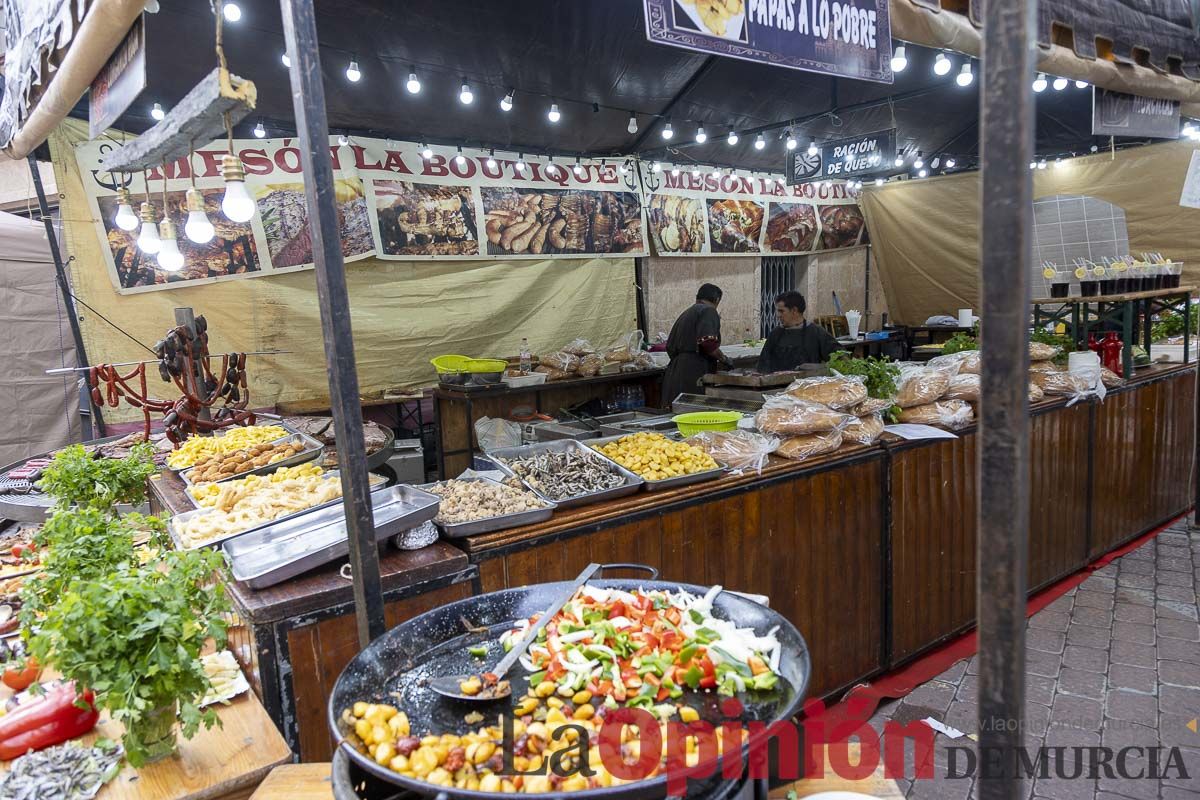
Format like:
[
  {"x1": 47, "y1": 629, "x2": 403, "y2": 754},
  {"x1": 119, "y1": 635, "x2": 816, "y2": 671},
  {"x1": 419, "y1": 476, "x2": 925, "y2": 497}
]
[{"x1": 500, "y1": 585, "x2": 782, "y2": 720}]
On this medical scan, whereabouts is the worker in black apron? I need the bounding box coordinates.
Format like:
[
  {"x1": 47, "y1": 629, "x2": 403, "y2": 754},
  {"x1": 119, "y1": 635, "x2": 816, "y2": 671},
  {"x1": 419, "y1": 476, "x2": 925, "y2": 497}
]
[
  {"x1": 756, "y1": 291, "x2": 839, "y2": 373},
  {"x1": 662, "y1": 283, "x2": 731, "y2": 403}
]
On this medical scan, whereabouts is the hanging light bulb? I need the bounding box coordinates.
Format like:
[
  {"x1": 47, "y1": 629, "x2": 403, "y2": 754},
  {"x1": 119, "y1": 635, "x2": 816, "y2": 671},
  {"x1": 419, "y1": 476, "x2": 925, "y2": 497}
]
[
  {"x1": 956, "y1": 63, "x2": 974, "y2": 87},
  {"x1": 1075, "y1": 80, "x2": 1089, "y2": 89},
  {"x1": 618, "y1": 161, "x2": 627, "y2": 175},
  {"x1": 692, "y1": 167, "x2": 700, "y2": 177},
  {"x1": 184, "y1": 188, "x2": 214, "y2": 244},
  {"x1": 1090, "y1": 144, "x2": 1099, "y2": 152},
  {"x1": 918, "y1": 168, "x2": 928, "y2": 178},
  {"x1": 455, "y1": 147, "x2": 467, "y2": 167},
  {"x1": 150, "y1": 103, "x2": 165, "y2": 121},
  {"x1": 670, "y1": 166, "x2": 679, "y2": 177},
  {"x1": 695, "y1": 125, "x2": 707, "y2": 144},
  {"x1": 946, "y1": 157, "x2": 956, "y2": 168},
  {"x1": 547, "y1": 103, "x2": 561, "y2": 123},
  {"x1": 1054, "y1": 157, "x2": 1064, "y2": 168},
  {"x1": 421, "y1": 143, "x2": 433, "y2": 159},
  {"x1": 894, "y1": 154, "x2": 905, "y2": 167},
  {"x1": 652, "y1": 161, "x2": 661, "y2": 173},
  {"x1": 661, "y1": 119, "x2": 674, "y2": 139},
  {"x1": 281, "y1": 51, "x2": 291, "y2": 68},
  {"x1": 933, "y1": 52, "x2": 952, "y2": 76},
  {"x1": 406, "y1": 69, "x2": 421, "y2": 94},
  {"x1": 913, "y1": 152, "x2": 924, "y2": 169},
  {"x1": 931, "y1": 157, "x2": 941, "y2": 169},
  {"x1": 785, "y1": 130, "x2": 797, "y2": 150},
  {"x1": 875, "y1": 178, "x2": 885, "y2": 186},
  {"x1": 754, "y1": 133, "x2": 765, "y2": 150},
  {"x1": 627, "y1": 114, "x2": 638, "y2": 134},
  {"x1": 1037, "y1": 159, "x2": 1047, "y2": 170},
  {"x1": 486, "y1": 150, "x2": 497, "y2": 170},
  {"x1": 727, "y1": 131, "x2": 739, "y2": 146},
  {"x1": 114, "y1": 187, "x2": 138, "y2": 231},
  {"x1": 575, "y1": 158, "x2": 585, "y2": 177},
  {"x1": 253, "y1": 120, "x2": 266, "y2": 138},
  {"x1": 1032, "y1": 73, "x2": 1048, "y2": 92},
  {"x1": 337, "y1": 133, "x2": 350, "y2": 146},
  {"x1": 711, "y1": 166, "x2": 720, "y2": 178},
  {"x1": 500, "y1": 89, "x2": 514, "y2": 111},
  {"x1": 346, "y1": 60, "x2": 362, "y2": 82},
  {"x1": 891, "y1": 45, "x2": 908, "y2": 73},
  {"x1": 220, "y1": 154, "x2": 256, "y2": 222},
  {"x1": 459, "y1": 79, "x2": 474, "y2": 105},
  {"x1": 807, "y1": 141, "x2": 818, "y2": 157},
  {"x1": 222, "y1": 2, "x2": 242, "y2": 22},
  {"x1": 157, "y1": 220, "x2": 184, "y2": 272},
  {"x1": 136, "y1": 202, "x2": 161, "y2": 254},
  {"x1": 1029, "y1": 161, "x2": 1037, "y2": 170},
  {"x1": 516, "y1": 154, "x2": 527, "y2": 173},
  {"x1": 1052, "y1": 76, "x2": 1068, "y2": 91}
]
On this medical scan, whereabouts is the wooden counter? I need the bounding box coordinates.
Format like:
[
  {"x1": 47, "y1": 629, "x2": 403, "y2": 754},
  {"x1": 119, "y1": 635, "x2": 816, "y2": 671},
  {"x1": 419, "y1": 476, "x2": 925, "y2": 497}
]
[{"x1": 434, "y1": 368, "x2": 664, "y2": 477}]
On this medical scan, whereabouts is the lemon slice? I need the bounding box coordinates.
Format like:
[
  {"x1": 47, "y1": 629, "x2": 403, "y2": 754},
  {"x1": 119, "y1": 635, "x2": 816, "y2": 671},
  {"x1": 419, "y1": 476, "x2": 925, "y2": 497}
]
[
  {"x1": 1074, "y1": 266, "x2": 1087, "y2": 279},
  {"x1": 1092, "y1": 265, "x2": 1106, "y2": 276},
  {"x1": 1042, "y1": 267, "x2": 1056, "y2": 279}
]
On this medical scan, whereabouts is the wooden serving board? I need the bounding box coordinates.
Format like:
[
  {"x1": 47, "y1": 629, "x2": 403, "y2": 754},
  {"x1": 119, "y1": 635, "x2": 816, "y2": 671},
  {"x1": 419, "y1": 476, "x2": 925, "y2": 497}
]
[
  {"x1": 0, "y1": 689, "x2": 290, "y2": 800},
  {"x1": 701, "y1": 370, "x2": 807, "y2": 388},
  {"x1": 769, "y1": 743, "x2": 904, "y2": 798},
  {"x1": 249, "y1": 764, "x2": 331, "y2": 799}
]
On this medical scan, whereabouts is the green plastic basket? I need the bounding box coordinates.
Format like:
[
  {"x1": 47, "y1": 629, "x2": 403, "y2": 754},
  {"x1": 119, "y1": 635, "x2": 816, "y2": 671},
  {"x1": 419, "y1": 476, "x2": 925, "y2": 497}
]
[
  {"x1": 672, "y1": 411, "x2": 744, "y2": 436},
  {"x1": 464, "y1": 358, "x2": 508, "y2": 373},
  {"x1": 430, "y1": 355, "x2": 472, "y2": 374}
]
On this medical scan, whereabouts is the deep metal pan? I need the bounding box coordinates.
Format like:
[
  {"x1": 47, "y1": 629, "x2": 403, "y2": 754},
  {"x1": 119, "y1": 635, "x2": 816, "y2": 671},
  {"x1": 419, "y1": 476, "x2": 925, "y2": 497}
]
[
  {"x1": 327, "y1": 571, "x2": 811, "y2": 800},
  {"x1": 483, "y1": 439, "x2": 644, "y2": 508},
  {"x1": 586, "y1": 435, "x2": 726, "y2": 492},
  {"x1": 179, "y1": 431, "x2": 325, "y2": 487},
  {"x1": 418, "y1": 477, "x2": 555, "y2": 538},
  {"x1": 166, "y1": 422, "x2": 299, "y2": 472}
]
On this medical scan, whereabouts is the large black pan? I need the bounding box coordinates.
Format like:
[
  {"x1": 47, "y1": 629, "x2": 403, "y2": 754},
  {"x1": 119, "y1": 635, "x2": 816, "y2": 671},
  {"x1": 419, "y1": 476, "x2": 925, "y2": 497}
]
[{"x1": 328, "y1": 567, "x2": 811, "y2": 800}]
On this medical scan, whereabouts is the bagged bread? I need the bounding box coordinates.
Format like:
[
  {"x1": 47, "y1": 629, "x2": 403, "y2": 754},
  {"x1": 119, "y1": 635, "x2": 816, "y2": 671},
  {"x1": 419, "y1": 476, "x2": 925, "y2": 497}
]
[
  {"x1": 685, "y1": 430, "x2": 778, "y2": 475},
  {"x1": 1100, "y1": 366, "x2": 1124, "y2": 388},
  {"x1": 534, "y1": 365, "x2": 572, "y2": 381},
  {"x1": 754, "y1": 395, "x2": 853, "y2": 436},
  {"x1": 842, "y1": 413, "x2": 885, "y2": 445},
  {"x1": 1029, "y1": 342, "x2": 1061, "y2": 362},
  {"x1": 850, "y1": 397, "x2": 894, "y2": 416},
  {"x1": 540, "y1": 352, "x2": 580, "y2": 373},
  {"x1": 775, "y1": 430, "x2": 843, "y2": 461},
  {"x1": 945, "y1": 373, "x2": 981, "y2": 402},
  {"x1": 576, "y1": 353, "x2": 605, "y2": 377},
  {"x1": 785, "y1": 375, "x2": 868, "y2": 410},
  {"x1": 895, "y1": 366, "x2": 951, "y2": 408},
  {"x1": 928, "y1": 350, "x2": 980, "y2": 375},
  {"x1": 1029, "y1": 360, "x2": 1061, "y2": 374},
  {"x1": 1034, "y1": 370, "x2": 1092, "y2": 401},
  {"x1": 1029, "y1": 382, "x2": 1045, "y2": 403},
  {"x1": 899, "y1": 399, "x2": 975, "y2": 430},
  {"x1": 604, "y1": 331, "x2": 644, "y2": 364},
  {"x1": 563, "y1": 338, "x2": 595, "y2": 356}
]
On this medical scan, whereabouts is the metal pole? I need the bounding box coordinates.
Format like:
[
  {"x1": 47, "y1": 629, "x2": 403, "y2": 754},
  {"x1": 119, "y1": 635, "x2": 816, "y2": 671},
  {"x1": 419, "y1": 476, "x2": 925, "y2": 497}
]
[
  {"x1": 978, "y1": 1, "x2": 1035, "y2": 797},
  {"x1": 27, "y1": 154, "x2": 106, "y2": 438},
  {"x1": 278, "y1": 0, "x2": 386, "y2": 645}
]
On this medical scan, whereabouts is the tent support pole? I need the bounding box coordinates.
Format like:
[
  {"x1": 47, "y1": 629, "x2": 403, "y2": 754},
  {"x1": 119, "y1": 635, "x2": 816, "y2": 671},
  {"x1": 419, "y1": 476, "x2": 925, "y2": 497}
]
[
  {"x1": 977, "y1": 1, "x2": 1035, "y2": 797},
  {"x1": 278, "y1": 0, "x2": 385, "y2": 646},
  {"x1": 28, "y1": 153, "x2": 105, "y2": 438}
]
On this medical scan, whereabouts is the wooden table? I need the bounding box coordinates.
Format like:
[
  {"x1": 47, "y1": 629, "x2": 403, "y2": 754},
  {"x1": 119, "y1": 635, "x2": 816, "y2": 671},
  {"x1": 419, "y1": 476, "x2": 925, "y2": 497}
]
[
  {"x1": 0, "y1": 691, "x2": 290, "y2": 800},
  {"x1": 770, "y1": 744, "x2": 904, "y2": 798},
  {"x1": 249, "y1": 764, "x2": 331, "y2": 800}
]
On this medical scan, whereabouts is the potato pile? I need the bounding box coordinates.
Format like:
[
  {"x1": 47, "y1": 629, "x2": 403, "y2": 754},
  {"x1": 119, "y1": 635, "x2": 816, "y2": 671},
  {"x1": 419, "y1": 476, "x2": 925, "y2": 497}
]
[
  {"x1": 427, "y1": 480, "x2": 547, "y2": 525},
  {"x1": 592, "y1": 432, "x2": 717, "y2": 481},
  {"x1": 186, "y1": 440, "x2": 304, "y2": 484},
  {"x1": 188, "y1": 463, "x2": 324, "y2": 505},
  {"x1": 167, "y1": 425, "x2": 287, "y2": 469}
]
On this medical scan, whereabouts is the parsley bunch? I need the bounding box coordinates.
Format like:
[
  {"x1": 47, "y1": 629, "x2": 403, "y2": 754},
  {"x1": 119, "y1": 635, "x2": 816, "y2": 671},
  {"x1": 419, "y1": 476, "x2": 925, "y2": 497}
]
[
  {"x1": 827, "y1": 351, "x2": 901, "y2": 399},
  {"x1": 38, "y1": 442, "x2": 156, "y2": 511}
]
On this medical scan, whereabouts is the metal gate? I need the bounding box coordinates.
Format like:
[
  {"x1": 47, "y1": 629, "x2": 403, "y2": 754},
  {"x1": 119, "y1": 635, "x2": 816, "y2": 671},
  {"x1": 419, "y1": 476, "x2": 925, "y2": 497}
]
[{"x1": 759, "y1": 256, "x2": 797, "y2": 337}]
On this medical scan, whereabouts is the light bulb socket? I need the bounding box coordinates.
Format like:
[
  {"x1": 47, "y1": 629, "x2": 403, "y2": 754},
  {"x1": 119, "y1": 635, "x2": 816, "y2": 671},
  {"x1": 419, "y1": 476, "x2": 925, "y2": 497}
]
[
  {"x1": 139, "y1": 201, "x2": 157, "y2": 224},
  {"x1": 158, "y1": 219, "x2": 178, "y2": 240},
  {"x1": 186, "y1": 188, "x2": 206, "y2": 213},
  {"x1": 116, "y1": 187, "x2": 133, "y2": 206},
  {"x1": 222, "y1": 153, "x2": 247, "y2": 183}
]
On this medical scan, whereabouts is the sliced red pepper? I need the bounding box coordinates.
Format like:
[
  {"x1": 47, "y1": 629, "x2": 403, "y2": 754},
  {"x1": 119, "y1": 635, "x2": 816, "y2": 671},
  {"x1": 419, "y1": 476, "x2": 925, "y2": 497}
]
[
  {"x1": 656, "y1": 685, "x2": 671, "y2": 702},
  {"x1": 0, "y1": 684, "x2": 91, "y2": 745},
  {"x1": 607, "y1": 601, "x2": 626, "y2": 620},
  {"x1": 0, "y1": 703, "x2": 99, "y2": 760},
  {"x1": 664, "y1": 607, "x2": 682, "y2": 626},
  {"x1": 697, "y1": 655, "x2": 717, "y2": 689}
]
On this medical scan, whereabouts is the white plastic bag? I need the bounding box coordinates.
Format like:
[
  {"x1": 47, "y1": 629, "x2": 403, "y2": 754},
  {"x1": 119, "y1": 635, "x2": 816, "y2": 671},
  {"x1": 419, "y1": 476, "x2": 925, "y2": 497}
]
[
  {"x1": 685, "y1": 430, "x2": 779, "y2": 475},
  {"x1": 474, "y1": 417, "x2": 522, "y2": 451}
]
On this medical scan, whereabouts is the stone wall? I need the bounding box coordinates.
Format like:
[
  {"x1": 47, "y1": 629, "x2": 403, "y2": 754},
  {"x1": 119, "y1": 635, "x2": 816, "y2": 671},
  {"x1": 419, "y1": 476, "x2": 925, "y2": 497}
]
[{"x1": 641, "y1": 256, "x2": 761, "y2": 344}]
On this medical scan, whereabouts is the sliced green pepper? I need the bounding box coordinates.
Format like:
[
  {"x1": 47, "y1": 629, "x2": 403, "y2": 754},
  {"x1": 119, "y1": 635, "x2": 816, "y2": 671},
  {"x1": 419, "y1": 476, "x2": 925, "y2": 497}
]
[{"x1": 468, "y1": 645, "x2": 488, "y2": 658}]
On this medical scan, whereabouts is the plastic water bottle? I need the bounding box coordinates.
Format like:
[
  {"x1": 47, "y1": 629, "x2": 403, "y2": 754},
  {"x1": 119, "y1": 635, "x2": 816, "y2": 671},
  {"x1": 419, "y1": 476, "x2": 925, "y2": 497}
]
[{"x1": 519, "y1": 338, "x2": 531, "y2": 373}]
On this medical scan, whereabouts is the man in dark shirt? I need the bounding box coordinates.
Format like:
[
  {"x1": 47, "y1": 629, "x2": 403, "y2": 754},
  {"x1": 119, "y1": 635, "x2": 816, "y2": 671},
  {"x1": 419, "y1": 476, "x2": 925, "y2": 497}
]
[
  {"x1": 756, "y1": 291, "x2": 839, "y2": 373},
  {"x1": 662, "y1": 283, "x2": 732, "y2": 402}
]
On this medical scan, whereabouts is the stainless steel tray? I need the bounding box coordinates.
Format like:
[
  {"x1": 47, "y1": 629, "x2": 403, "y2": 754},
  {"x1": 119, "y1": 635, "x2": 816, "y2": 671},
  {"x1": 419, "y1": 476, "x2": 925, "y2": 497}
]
[
  {"x1": 223, "y1": 485, "x2": 441, "y2": 589},
  {"x1": 167, "y1": 423, "x2": 297, "y2": 473},
  {"x1": 168, "y1": 470, "x2": 387, "y2": 550},
  {"x1": 418, "y1": 476, "x2": 555, "y2": 538},
  {"x1": 179, "y1": 432, "x2": 325, "y2": 487},
  {"x1": 585, "y1": 434, "x2": 726, "y2": 492},
  {"x1": 484, "y1": 439, "x2": 643, "y2": 508}
]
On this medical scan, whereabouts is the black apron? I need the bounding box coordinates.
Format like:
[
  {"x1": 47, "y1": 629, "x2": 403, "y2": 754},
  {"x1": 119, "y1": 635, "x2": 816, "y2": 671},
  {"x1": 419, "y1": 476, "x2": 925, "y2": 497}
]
[{"x1": 662, "y1": 303, "x2": 721, "y2": 403}]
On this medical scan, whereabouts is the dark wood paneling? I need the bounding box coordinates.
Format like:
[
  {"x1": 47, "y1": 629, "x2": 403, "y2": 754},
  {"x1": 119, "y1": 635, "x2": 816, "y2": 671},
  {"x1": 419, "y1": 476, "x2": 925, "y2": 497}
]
[
  {"x1": 475, "y1": 457, "x2": 887, "y2": 699},
  {"x1": 1028, "y1": 402, "x2": 1091, "y2": 589},
  {"x1": 1090, "y1": 369, "x2": 1195, "y2": 557},
  {"x1": 288, "y1": 582, "x2": 473, "y2": 762}
]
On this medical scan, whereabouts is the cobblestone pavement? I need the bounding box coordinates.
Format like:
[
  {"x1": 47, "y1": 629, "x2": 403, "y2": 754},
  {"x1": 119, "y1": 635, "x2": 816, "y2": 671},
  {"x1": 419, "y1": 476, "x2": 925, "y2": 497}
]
[{"x1": 870, "y1": 520, "x2": 1200, "y2": 799}]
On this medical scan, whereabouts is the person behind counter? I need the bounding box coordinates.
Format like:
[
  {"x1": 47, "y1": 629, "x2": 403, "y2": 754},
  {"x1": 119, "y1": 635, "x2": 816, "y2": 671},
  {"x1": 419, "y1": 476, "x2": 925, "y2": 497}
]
[
  {"x1": 756, "y1": 291, "x2": 839, "y2": 373},
  {"x1": 662, "y1": 283, "x2": 732, "y2": 401}
]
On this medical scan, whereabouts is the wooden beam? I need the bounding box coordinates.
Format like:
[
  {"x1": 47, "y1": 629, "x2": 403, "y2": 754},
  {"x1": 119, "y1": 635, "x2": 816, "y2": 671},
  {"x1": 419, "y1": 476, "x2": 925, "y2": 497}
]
[{"x1": 101, "y1": 67, "x2": 256, "y2": 173}]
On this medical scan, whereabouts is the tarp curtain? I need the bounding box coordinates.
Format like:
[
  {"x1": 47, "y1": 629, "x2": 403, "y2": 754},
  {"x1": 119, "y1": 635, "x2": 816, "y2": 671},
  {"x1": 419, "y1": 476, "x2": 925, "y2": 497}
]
[
  {"x1": 861, "y1": 140, "x2": 1200, "y2": 325},
  {"x1": 49, "y1": 118, "x2": 637, "y2": 422},
  {"x1": 0, "y1": 209, "x2": 81, "y2": 464}
]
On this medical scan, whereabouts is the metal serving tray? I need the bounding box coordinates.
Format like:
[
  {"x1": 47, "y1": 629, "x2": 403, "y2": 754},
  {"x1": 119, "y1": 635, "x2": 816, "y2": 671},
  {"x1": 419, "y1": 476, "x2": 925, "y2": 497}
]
[
  {"x1": 418, "y1": 476, "x2": 555, "y2": 538},
  {"x1": 585, "y1": 434, "x2": 726, "y2": 492},
  {"x1": 179, "y1": 431, "x2": 325, "y2": 487},
  {"x1": 483, "y1": 439, "x2": 644, "y2": 509},
  {"x1": 168, "y1": 470, "x2": 387, "y2": 550},
  {"x1": 222, "y1": 484, "x2": 441, "y2": 589},
  {"x1": 167, "y1": 423, "x2": 298, "y2": 473}
]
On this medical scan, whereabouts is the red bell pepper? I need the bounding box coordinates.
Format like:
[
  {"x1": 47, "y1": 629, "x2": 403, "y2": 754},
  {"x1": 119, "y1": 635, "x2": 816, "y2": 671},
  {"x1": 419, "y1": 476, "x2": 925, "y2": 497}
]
[{"x1": 0, "y1": 682, "x2": 98, "y2": 761}]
